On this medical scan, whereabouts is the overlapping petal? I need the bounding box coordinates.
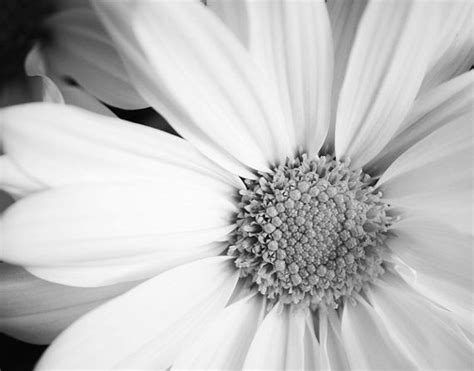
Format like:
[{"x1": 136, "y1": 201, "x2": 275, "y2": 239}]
[
  {"x1": 378, "y1": 114, "x2": 473, "y2": 233},
  {"x1": 1, "y1": 181, "x2": 236, "y2": 286},
  {"x1": 211, "y1": 0, "x2": 333, "y2": 156},
  {"x1": 419, "y1": 1, "x2": 474, "y2": 94},
  {"x1": 386, "y1": 218, "x2": 473, "y2": 322},
  {"x1": 341, "y1": 296, "x2": 417, "y2": 369},
  {"x1": 41, "y1": 8, "x2": 147, "y2": 109},
  {"x1": 335, "y1": 1, "x2": 445, "y2": 167},
  {"x1": 319, "y1": 308, "x2": 350, "y2": 370},
  {"x1": 368, "y1": 274, "x2": 473, "y2": 369},
  {"x1": 173, "y1": 294, "x2": 265, "y2": 369},
  {"x1": 243, "y1": 304, "x2": 319, "y2": 369},
  {"x1": 36, "y1": 257, "x2": 239, "y2": 369},
  {"x1": 367, "y1": 71, "x2": 473, "y2": 174},
  {"x1": 94, "y1": 0, "x2": 294, "y2": 178},
  {"x1": 325, "y1": 0, "x2": 367, "y2": 152},
  {"x1": 0, "y1": 264, "x2": 136, "y2": 344},
  {"x1": 0, "y1": 103, "x2": 242, "y2": 197}
]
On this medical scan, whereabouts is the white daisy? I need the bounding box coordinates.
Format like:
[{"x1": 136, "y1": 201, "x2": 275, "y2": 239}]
[
  {"x1": 1, "y1": 0, "x2": 473, "y2": 369},
  {"x1": 0, "y1": 0, "x2": 146, "y2": 112}
]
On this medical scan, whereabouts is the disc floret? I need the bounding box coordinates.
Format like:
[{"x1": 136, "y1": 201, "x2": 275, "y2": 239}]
[{"x1": 228, "y1": 155, "x2": 393, "y2": 309}]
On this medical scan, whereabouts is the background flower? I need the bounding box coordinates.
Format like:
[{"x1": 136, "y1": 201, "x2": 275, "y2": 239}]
[{"x1": 0, "y1": 0, "x2": 147, "y2": 113}]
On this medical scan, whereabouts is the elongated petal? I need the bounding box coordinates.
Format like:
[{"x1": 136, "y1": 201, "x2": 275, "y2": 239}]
[
  {"x1": 386, "y1": 218, "x2": 473, "y2": 320},
  {"x1": 42, "y1": 8, "x2": 147, "y2": 109},
  {"x1": 378, "y1": 114, "x2": 473, "y2": 233},
  {"x1": 367, "y1": 71, "x2": 474, "y2": 174},
  {"x1": 0, "y1": 264, "x2": 136, "y2": 344},
  {"x1": 36, "y1": 257, "x2": 239, "y2": 369},
  {"x1": 368, "y1": 274, "x2": 473, "y2": 369},
  {"x1": 94, "y1": 0, "x2": 292, "y2": 177},
  {"x1": 173, "y1": 294, "x2": 265, "y2": 370},
  {"x1": 2, "y1": 181, "x2": 235, "y2": 286},
  {"x1": 318, "y1": 308, "x2": 350, "y2": 370},
  {"x1": 213, "y1": 0, "x2": 333, "y2": 155},
  {"x1": 243, "y1": 304, "x2": 309, "y2": 369},
  {"x1": 335, "y1": 1, "x2": 441, "y2": 167},
  {"x1": 341, "y1": 296, "x2": 417, "y2": 370},
  {"x1": 420, "y1": 1, "x2": 474, "y2": 94},
  {"x1": 302, "y1": 315, "x2": 322, "y2": 370},
  {"x1": 325, "y1": 0, "x2": 367, "y2": 152},
  {"x1": 0, "y1": 103, "x2": 242, "y2": 197}
]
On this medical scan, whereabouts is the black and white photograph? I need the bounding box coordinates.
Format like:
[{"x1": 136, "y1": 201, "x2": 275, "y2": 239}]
[{"x1": 1, "y1": 0, "x2": 473, "y2": 370}]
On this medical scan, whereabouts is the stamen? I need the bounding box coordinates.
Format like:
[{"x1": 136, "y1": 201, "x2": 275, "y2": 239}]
[{"x1": 228, "y1": 155, "x2": 394, "y2": 309}]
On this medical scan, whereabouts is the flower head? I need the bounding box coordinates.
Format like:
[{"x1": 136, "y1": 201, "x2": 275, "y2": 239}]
[
  {"x1": 0, "y1": 0, "x2": 146, "y2": 110},
  {"x1": 1, "y1": 0, "x2": 473, "y2": 369}
]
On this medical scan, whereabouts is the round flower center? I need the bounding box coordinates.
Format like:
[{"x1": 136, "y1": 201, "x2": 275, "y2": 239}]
[
  {"x1": 228, "y1": 155, "x2": 393, "y2": 309},
  {"x1": 0, "y1": 0, "x2": 55, "y2": 83}
]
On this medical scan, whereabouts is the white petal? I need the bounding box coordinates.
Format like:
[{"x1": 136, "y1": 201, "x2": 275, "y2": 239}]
[
  {"x1": 0, "y1": 263, "x2": 136, "y2": 344},
  {"x1": 207, "y1": 0, "x2": 249, "y2": 47},
  {"x1": 0, "y1": 156, "x2": 42, "y2": 198},
  {"x1": 325, "y1": 0, "x2": 367, "y2": 152},
  {"x1": 378, "y1": 114, "x2": 473, "y2": 233},
  {"x1": 95, "y1": 1, "x2": 297, "y2": 177},
  {"x1": 302, "y1": 315, "x2": 322, "y2": 370},
  {"x1": 213, "y1": 0, "x2": 333, "y2": 155},
  {"x1": 386, "y1": 217, "x2": 473, "y2": 319},
  {"x1": 318, "y1": 308, "x2": 350, "y2": 370},
  {"x1": 42, "y1": 8, "x2": 147, "y2": 109},
  {"x1": 1, "y1": 103, "x2": 242, "y2": 196},
  {"x1": 243, "y1": 304, "x2": 308, "y2": 370},
  {"x1": 420, "y1": 1, "x2": 474, "y2": 94},
  {"x1": 36, "y1": 257, "x2": 239, "y2": 369},
  {"x1": 367, "y1": 71, "x2": 474, "y2": 174},
  {"x1": 367, "y1": 274, "x2": 473, "y2": 369},
  {"x1": 2, "y1": 182, "x2": 236, "y2": 286},
  {"x1": 173, "y1": 294, "x2": 265, "y2": 370},
  {"x1": 341, "y1": 296, "x2": 417, "y2": 370},
  {"x1": 335, "y1": 1, "x2": 442, "y2": 167}
]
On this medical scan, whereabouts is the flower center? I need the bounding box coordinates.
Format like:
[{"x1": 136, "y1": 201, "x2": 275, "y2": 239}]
[
  {"x1": 228, "y1": 155, "x2": 393, "y2": 309},
  {"x1": 0, "y1": 0, "x2": 55, "y2": 83}
]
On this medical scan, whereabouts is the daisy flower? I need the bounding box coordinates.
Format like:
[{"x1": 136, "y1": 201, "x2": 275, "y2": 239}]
[
  {"x1": 0, "y1": 0, "x2": 146, "y2": 112},
  {"x1": 1, "y1": 0, "x2": 473, "y2": 369}
]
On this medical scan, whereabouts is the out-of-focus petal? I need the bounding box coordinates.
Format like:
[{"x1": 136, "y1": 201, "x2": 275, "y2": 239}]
[
  {"x1": 36, "y1": 257, "x2": 239, "y2": 370},
  {"x1": 1, "y1": 181, "x2": 236, "y2": 286},
  {"x1": 341, "y1": 295, "x2": 417, "y2": 369},
  {"x1": 367, "y1": 71, "x2": 473, "y2": 174},
  {"x1": 0, "y1": 263, "x2": 136, "y2": 344},
  {"x1": 212, "y1": 0, "x2": 333, "y2": 156},
  {"x1": 42, "y1": 8, "x2": 147, "y2": 109},
  {"x1": 58, "y1": 85, "x2": 115, "y2": 117},
  {"x1": 387, "y1": 217, "x2": 473, "y2": 322},
  {"x1": 335, "y1": 1, "x2": 446, "y2": 167},
  {"x1": 324, "y1": 0, "x2": 367, "y2": 152},
  {"x1": 378, "y1": 114, "x2": 473, "y2": 234},
  {"x1": 173, "y1": 294, "x2": 265, "y2": 370},
  {"x1": 367, "y1": 273, "x2": 473, "y2": 369},
  {"x1": 94, "y1": 0, "x2": 293, "y2": 178},
  {"x1": 0, "y1": 103, "x2": 242, "y2": 197}
]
